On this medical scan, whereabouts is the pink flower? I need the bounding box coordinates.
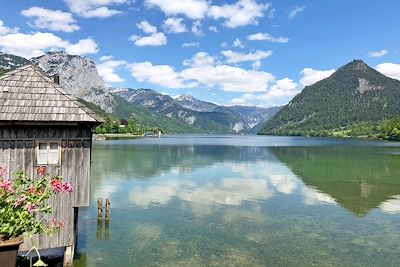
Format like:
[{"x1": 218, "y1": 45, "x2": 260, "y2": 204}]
[
  {"x1": 50, "y1": 218, "x2": 65, "y2": 229},
  {"x1": 63, "y1": 183, "x2": 73, "y2": 193},
  {"x1": 13, "y1": 195, "x2": 27, "y2": 208},
  {"x1": 0, "y1": 179, "x2": 13, "y2": 192},
  {"x1": 50, "y1": 178, "x2": 73, "y2": 193},
  {"x1": 50, "y1": 178, "x2": 63, "y2": 193},
  {"x1": 25, "y1": 203, "x2": 37, "y2": 214}
]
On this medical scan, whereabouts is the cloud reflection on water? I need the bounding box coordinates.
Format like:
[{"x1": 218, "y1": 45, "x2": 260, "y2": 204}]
[
  {"x1": 379, "y1": 195, "x2": 400, "y2": 214},
  {"x1": 126, "y1": 160, "x2": 337, "y2": 211},
  {"x1": 302, "y1": 186, "x2": 337, "y2": 206}
]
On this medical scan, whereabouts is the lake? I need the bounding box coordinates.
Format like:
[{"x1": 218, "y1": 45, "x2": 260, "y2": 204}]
[{"x1": 74, "y1": 135, "x2": 400, "y2": 267}]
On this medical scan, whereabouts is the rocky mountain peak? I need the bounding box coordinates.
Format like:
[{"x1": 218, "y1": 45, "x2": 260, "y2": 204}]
[
  {"x1": 30, "y1": 51, "x2": 115, "y2": 113},
  {"x1": 336, "y1": 59, "x2": 370, "y2": 74},
  {"x1": 0, "y1": 52, "x2": 30, "y2": 70},
  {"x1": 175, "y1": 94, "x2": 218, "y2": 112},
  {"x1": 176, "y1": 94, "x2": 195, "y2": 101}
]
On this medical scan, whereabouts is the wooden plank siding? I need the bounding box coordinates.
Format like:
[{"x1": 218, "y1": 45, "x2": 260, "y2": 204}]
[{"x1": 0, "y1": 125, "x2": 93, "y2": 250}]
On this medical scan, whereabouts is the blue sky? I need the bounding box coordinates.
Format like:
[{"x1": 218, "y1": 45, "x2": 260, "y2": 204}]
[{"x1": 1, "y1": 0, "x2": 400, "y2": 107}]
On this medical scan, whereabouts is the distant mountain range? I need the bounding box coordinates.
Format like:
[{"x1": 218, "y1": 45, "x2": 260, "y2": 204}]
[
  {"x1": 260, "y1": 60, "x2": 400, "y2": 135},
  {"x1": 111, "y1": 88, "x2": 279, "y2": 133},
  {"x1": 0, "y1": 51, "x2": 280, "y2": 134}
]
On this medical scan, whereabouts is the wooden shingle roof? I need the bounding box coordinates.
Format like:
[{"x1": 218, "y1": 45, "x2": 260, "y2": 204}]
[{"x1": 0, "y1": 65, "x2": 103, "y2": 124}]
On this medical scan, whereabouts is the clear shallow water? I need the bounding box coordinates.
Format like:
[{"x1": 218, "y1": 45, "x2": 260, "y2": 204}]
[{"x1": 74, "y1": 136, "x2": 400, "y2": 267}]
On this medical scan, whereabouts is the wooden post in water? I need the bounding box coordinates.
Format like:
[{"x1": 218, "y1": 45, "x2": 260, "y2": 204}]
[
  {"x1": 97, "y1": 197, "x2": 103, "y2": 222},
  {"x1": 105, "y1": 199, "x2": 110, "y2": 240},
  {"x1": 105, "y1": 198, "x2": 110, "y2": 222},
  {"x1": 97, "y1": 197, "x2": 103, "y2": 240}
]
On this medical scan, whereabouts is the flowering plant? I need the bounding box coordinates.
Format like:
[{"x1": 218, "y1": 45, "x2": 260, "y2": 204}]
[{"x1": 0, "y1": 166, "x2": 73, "y2": 240}]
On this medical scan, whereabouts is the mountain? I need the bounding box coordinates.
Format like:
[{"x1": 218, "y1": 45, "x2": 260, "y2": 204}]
[
  {"x1": 0, "y1": 52, "x2": 30, "y2": 71},
  {"x1": 111, "y1": 88, "x2": 250, "y2": 133},
  {"x1": 79, "y1": 96, "x2": 203, "y2": 133},
  {"x1": 229, "y1": 105, "x2": 282, "y2": 133},
  {"x1": 260, "y1": 60, "x2": 400, "y2": 135},
  {"x1": 30, "y1": 51, "x2": 116, "y2": 113},
  {"x1": 175, "y1": 94, "x2": 218, "y2": 112}
]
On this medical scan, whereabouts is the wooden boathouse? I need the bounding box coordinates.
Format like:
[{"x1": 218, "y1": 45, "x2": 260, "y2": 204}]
[{"x1": 0, "y1": 65, "x2": 102, "y2": 265}]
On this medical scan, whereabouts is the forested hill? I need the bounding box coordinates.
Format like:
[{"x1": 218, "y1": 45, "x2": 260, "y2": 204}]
[{"x1": 259, "y1": 60, "x2": 400, "y2": 136}]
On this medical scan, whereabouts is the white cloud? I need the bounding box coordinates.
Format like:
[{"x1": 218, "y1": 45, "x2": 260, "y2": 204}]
[
  {"x1": 260, "y1": 77, "x2": 298, "y2": 101},
  {"x1": 0, "y1": 32, "x2": 68, "y2": 58},
  {"x1": 247, "y1": 32, "x2": 289, "y2": 43},
  {"x1": 128, "y1": 61, "x2": 195, "y2": 88},
  {"x1": 288, "y1": 5, "x2": 306, "y2": 20},
  {"x1": 163, "y1": 18, "x2": 187, "y2": 33},
  {"x1": 144, "y1": 0, "x2": 271, "y2": 29},
  {"x1": 229, "y1": 78, "x2": 298, "y2": 106},
  {"x1": 233, "y1": 38, "x2": 244, "y2": 48},
  {"x1": 183, "y1": 51, "x2": 215, "y2": 67},
  {"x1": 136, "y1": 20, "x2": 157, "y2": 34},
  {"x1": 368, "y1": 49, "x2": 388, "y2": 58},
  {"x1": 220, "y1": 42, "x2": 228, "y2": 48},
  {"x1": 144, "y1": 0, "x2": 209, "y2": 20},
  {"x1": 64, "y1": 0, "x2": 128, "y2": 18},
  {"x1": 375, "y1": 63, "x2": 400, "y2": 80},
  {"x1": 0, "y1": 31, "x2": 99, "y2": 58},
  {"x1": 191, "y1": 20, "x2": 203, "y2": 36},
  {"x1": 208, "y1": 0, "x2": 269, "y2": 28},
  {"x1": 131, "y1": 21, "x2": 167, "y2": 46},
  {"x1": 129, "y1": 51, "x2": 275, "y2": 93},
  {"x1": 0, "y1": 20, "x2": 19, "y2": 35},
  {"x1": 128, "y1": 32, "x2": 167, "y2": 46},
  {"x1": 182, "y1": 42, "x2": 199, "y2": 48},
  {"x1": 21, "y1": 7, "x2": 79, "y2": 32},
  {"x1": 221, "y1": 50, "x2": 272, "y2": 64},
  {"x1": 65, "y1": 37, "x2": 99, "y2": 55},
  {"x1": 208, "y1": 26, "x2": 218, "y2": 32},
  {"x1": 181, "y1": 62, "x2": 274, "y2": 93},
  {"x1": 97, "y1": 59, "x2": 126, "y2": 83},
  {"x1": 300, "y1": 68, "x2": 335, "y2": 86},
  {"x1": 0, "y1": 32, "x2": 98, "y2": 58},
  {"x1": 99, "y1": 55, "x2": 114, "y2": 61}
]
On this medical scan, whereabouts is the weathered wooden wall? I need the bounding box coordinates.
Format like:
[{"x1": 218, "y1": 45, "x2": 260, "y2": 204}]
[{"x1": 0, "y1": 125, "x2": 93, "y2": 250}]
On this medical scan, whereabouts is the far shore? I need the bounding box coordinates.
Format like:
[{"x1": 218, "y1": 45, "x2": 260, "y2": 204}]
[{"x1": 93, "y1": 133, "x2": 145, "y2": 140}]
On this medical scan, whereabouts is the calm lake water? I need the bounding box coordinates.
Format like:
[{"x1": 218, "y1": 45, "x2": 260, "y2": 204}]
[{"x1": 74, "y1": 135, "x2": 400, "y2": 267}]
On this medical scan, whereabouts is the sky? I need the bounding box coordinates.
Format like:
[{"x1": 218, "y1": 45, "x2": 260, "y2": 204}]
[{"x1": 1, "y1": 0, "x2": 400, "y2": 107}]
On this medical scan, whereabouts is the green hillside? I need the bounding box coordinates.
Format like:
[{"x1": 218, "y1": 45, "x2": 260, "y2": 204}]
[
  {"x1": 79, "y1": 95, "x2": 203, "y2": 134},
  {"x1": 260, "y1": 60, "x2": 400, "y2": 136},
  {"x1": 112, "y1": 95, "x2": 203, "y2": 133},
  {"x1": 0, "y1": 68, "x2": 6, "y2": 76}
]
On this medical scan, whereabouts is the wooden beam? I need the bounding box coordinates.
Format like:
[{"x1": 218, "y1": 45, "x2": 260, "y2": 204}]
[{"x1": 63, "y1": 245, "x2": 74, "y2": 267}]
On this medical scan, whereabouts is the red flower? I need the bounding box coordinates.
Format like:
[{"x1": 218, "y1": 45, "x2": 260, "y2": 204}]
[
  {"x1": 50, "y1": 178, "x2": 63, "y2": 193},
  {"x1": 27, "y1": 187, "x2": 36, "y2": 194},
  {"x1": 36, "y1": 166, "x2": 46, "y2": 176}
]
